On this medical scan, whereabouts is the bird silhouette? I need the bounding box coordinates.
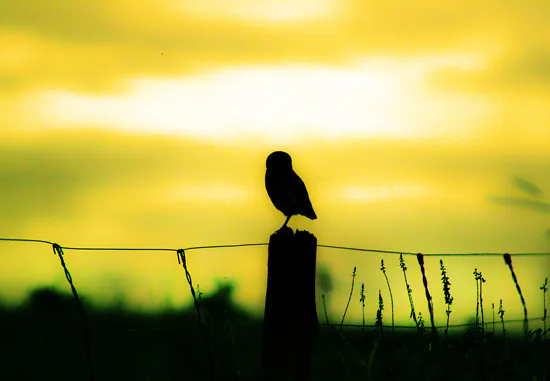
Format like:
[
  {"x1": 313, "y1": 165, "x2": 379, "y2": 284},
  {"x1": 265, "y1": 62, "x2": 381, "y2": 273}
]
[{"x1": 265, "y1": 151, "x2": 317, "y2": 230}]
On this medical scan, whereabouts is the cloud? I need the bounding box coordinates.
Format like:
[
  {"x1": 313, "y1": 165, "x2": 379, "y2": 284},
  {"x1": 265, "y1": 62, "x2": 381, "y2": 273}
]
[
  {"x1": 0, "y1": 129, "x2": 257, "y2": 230},
  {"x1": 1, "y1": 0, "x2": 549, "y2": 95},
  {"x1": 26, "y1": 58, "x2": 491, "y2": 143},
  {"x1": 2, "y1": 127, "x2": 548, "y2": 235},
  {"x1": 0, "y1": 0, "x2": 347, "y2": 94},
  {"x1": 340, "y1": 184, "x2": 431, "y2": 203}
]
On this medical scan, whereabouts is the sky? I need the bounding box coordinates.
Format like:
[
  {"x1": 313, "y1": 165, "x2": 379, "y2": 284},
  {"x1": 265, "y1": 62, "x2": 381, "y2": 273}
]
[{"x1": 1, "y1": 0, "x2": 549, "y2": 330}]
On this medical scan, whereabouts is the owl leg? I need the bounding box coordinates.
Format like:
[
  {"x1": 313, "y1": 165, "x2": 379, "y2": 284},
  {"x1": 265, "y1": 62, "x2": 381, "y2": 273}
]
[{"x1": 281, "y1": 215, "x2": 291, "y2": 228}]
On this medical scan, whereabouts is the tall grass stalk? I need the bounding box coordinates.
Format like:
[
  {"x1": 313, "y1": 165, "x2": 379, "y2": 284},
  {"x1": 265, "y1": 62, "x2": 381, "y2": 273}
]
[
  {"x1": 492, "y1": 302, "x2": 495, "y2": 334},
  {"x1": 359, "y1": 283, "x2": 366, "y2": 332},
  {"x1": 340, "y1": 266, "x2": 356, "y2": 329},
  {"x1": 399, "y1": 254, "x2": 418, "y2": 327},
  {"x1": 503, "y1": 253, "x2": 529, "y2": 336},
  {"x1": 498, "y1": 299, "x2": 508, "y2": 353},
  {"x1": 474, "y1": 269, "x2": 486, "y2": 336},
  {"x1": 416, "y1": 253, "x2": 437, "y2": 339},
  {"x1": 368, "y1": 290, "x2": 384, "y2": 381},
  {"x1": 380, "y1": 259, "x2": 395, "y2": 334},
  {"x1": 474, "y1": 268, "x2": 480, "y2": 329},
  {"x1": 375, "y1": 289, "x2": 384, "y2": 336},
  {"x1": 480, "y1": 272, "x2": 486, "y2": 336},
  {"x1": 541, "y1": 277, "x2": 548, "y2": 340},
  {"x1": 439, "y1": 259, "x2": 454, "y2": 339}
]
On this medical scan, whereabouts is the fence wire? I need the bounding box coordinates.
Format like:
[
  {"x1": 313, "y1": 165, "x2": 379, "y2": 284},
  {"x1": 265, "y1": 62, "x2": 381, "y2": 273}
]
[{"x1": 2, "y1": 237, "x2": 550, "y2": 256}]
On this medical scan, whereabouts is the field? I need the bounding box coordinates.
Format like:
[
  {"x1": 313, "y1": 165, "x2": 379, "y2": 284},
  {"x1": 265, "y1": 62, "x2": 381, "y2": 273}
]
[{"x1": 0, "y1": 271, "x2": 548, "y2": 381}]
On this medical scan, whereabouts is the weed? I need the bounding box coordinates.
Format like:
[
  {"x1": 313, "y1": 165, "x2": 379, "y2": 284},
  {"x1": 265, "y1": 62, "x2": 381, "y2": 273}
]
[
  {"x1": 380, "y1": 259, "x2": 395, "y2": 334},
  {"x1": 341, "y1": 266, "x2": 356, "y2": 329},
  {"x1": 375, "y1": 289, "x2": 384, "y2": 334},
  {"x1": 473, "y1": 268, "x2": 486, "y2": 335},
  {"x1": 417, "y1": 253, "x2": 437, "y2": 341},
  {"x1": 541, "y1": 277, "x2": 548, "y2": 341},
  {"x1": 359, "y1": 283, "x2": 366, "y2": 332},
  {"x1": 503, "y1": 253, "x2": 529, "y2": 336},
  {"x1": 399, "y1": 254, "x2": 418, "y2": 328},
  {"x1": 439, "y1": 259, "x2": 454, "y2": 339},
  {"x1": 498, "y1": 299, "x2": 508, "y2": 353},
  {"x1": 492, "y1": 302, "x2": 495, "y2": 334}
]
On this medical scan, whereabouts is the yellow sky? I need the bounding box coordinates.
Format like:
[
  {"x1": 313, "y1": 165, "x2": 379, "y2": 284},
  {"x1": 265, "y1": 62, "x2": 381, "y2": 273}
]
[{"x1": 1, "y1": 0, "x2": 549, "y2": 329}]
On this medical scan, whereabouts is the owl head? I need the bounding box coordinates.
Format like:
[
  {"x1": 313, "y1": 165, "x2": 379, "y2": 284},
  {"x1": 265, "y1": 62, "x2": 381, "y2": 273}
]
[{"x1": 266, "y1": 151, "x2": 292, "y2": 170}]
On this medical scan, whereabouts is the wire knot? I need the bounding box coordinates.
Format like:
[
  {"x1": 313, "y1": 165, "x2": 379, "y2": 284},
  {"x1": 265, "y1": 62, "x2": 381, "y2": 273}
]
[
  {"x1": 52, "y1": 243, "x2": 63, "y2": 256},
  {"x1": 177, "y1": 248, "x2": 186, "y2": 265}
]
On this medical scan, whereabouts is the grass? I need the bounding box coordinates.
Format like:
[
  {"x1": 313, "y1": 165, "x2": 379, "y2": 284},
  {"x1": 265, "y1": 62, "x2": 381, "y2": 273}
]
[
  {"x1": 0, "y1": 254, "x2": 549, "y2": 381},
  {"x1": 326, "y1": 254, "x2": 549, "y2": 381}
]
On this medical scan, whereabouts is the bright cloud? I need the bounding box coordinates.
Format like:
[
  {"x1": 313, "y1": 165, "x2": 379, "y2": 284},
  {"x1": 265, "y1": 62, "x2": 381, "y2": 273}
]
[
  {"x1": 342, "y1": 184, "x2": 432, "y2": 202},
  {"x1": 32, "y1": 55, "x2": 491, "y2": 144},
  {"x1": 175, "y1": 0, "x2": 340, "y2": 23}
]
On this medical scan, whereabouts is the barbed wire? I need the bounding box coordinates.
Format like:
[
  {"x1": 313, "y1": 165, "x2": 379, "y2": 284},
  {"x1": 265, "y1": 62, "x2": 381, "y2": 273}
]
[{"x1": 2, "y1": 237, "x2": 550, "y2": 257}]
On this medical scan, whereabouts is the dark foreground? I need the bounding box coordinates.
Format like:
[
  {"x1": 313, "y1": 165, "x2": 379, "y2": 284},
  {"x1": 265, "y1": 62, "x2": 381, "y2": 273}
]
[{"x1": 1, "y1": 286, "x2": 548, "y2": 381}]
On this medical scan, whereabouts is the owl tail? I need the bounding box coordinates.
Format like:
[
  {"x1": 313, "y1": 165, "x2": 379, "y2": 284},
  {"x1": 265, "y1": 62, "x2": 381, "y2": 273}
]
[{"x1": 302, "y1": 207, "x2": 317, "y2": 220}]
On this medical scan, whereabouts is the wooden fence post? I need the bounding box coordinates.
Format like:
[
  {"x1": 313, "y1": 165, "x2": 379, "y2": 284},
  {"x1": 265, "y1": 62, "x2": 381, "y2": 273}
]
[{"x1": 261, "y1": 227, "x2": 319, "y2": 381}]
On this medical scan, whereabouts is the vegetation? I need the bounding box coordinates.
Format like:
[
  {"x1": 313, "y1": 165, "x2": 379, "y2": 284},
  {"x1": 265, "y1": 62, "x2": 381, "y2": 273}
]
[{"x1": 0, "y1": 256, "x2": 549, "y2": 380}]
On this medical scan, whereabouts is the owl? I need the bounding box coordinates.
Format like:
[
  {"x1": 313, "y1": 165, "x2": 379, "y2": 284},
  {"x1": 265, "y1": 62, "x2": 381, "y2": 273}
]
[{"x1": 265, "y1": 151, "x2": 317, "y2": 230}]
